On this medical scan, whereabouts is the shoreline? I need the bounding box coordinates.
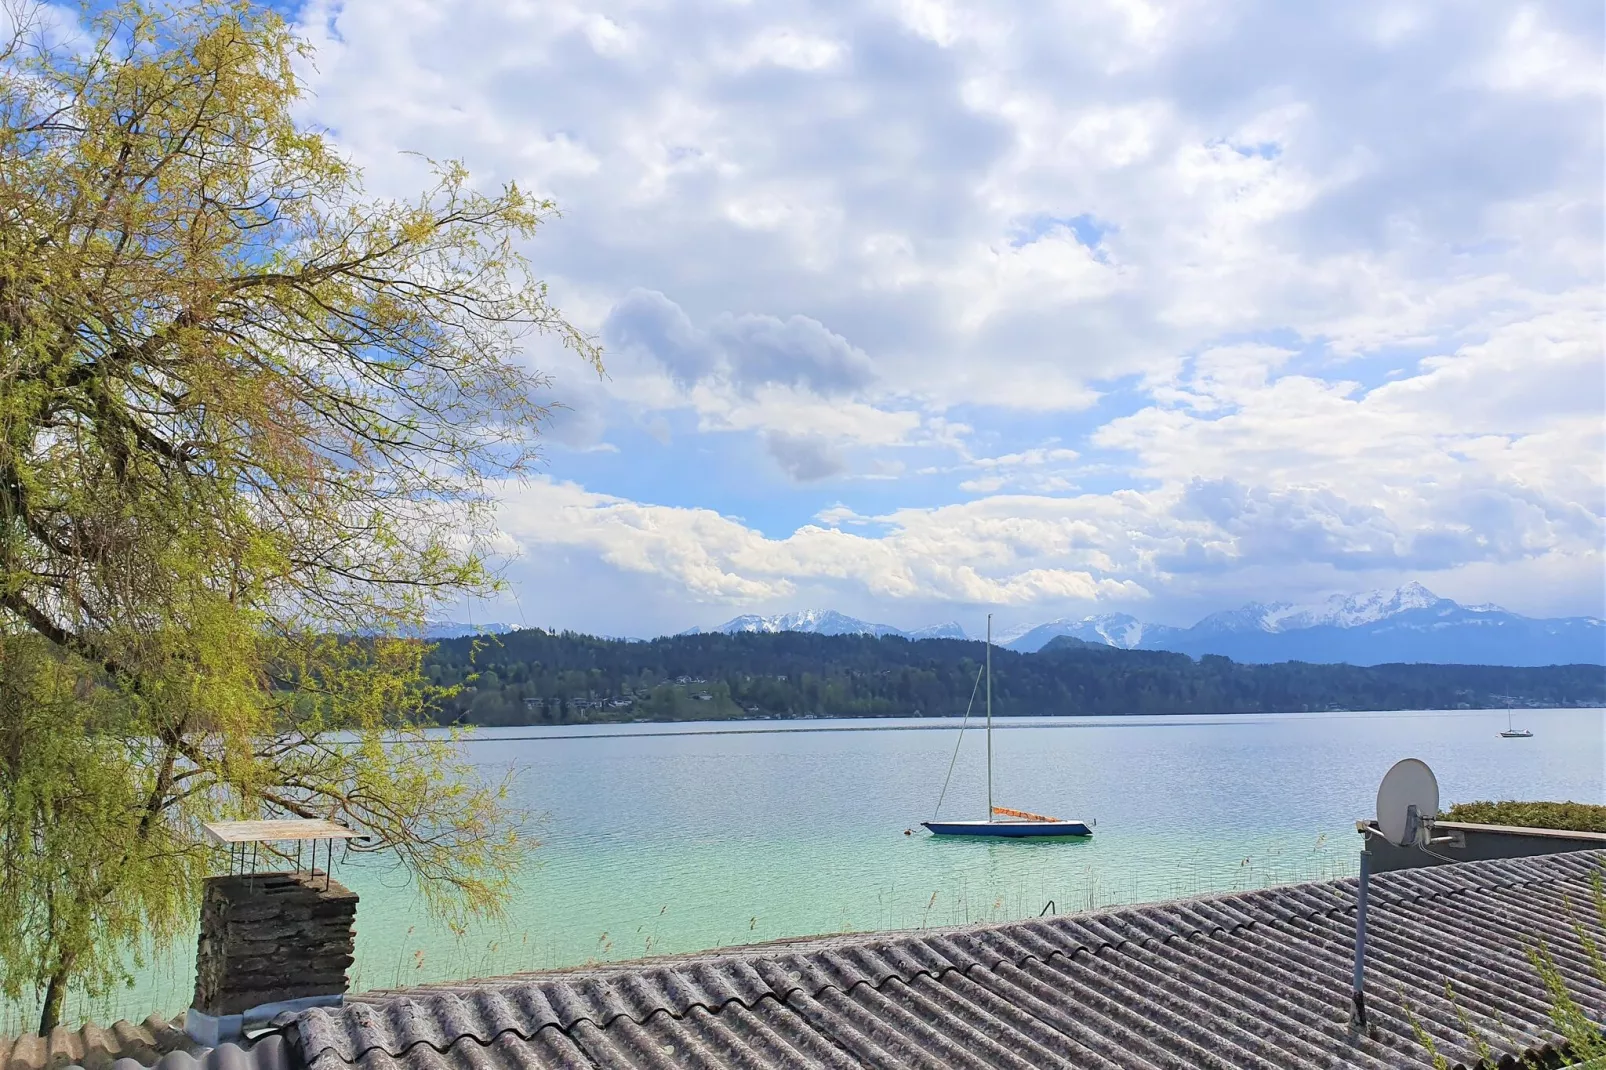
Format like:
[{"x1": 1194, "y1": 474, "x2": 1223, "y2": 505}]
[{"x1": 443, "y1": 704, "x2": 1600, "y2": 742}]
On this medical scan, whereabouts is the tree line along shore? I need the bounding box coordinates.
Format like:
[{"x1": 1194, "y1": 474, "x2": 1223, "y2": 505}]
[{"x1": 422, "y1": 630, "x2": 1606, "y2": 725}]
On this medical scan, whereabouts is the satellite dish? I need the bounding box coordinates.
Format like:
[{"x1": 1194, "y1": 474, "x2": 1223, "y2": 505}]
[{"x1": 1376, "y1": 758, "x2": 1439, "y2": 847}]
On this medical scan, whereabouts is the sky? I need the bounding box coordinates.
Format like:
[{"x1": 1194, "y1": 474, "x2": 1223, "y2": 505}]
[{"x1": 288, "y1": 0, "x2": 1604, "y2": 638}]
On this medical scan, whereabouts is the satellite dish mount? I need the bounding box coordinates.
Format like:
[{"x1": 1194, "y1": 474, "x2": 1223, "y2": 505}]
[{"x1": 1353, "y1": 758, "x2": 1440, "y2": 1027}]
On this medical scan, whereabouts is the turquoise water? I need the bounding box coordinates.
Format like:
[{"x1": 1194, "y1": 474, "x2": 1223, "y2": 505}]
[{"x1": 14, "y1": 707, "x2": 1602, "y2": 1032}]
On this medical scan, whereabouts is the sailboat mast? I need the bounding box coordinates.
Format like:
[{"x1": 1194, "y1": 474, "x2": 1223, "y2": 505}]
[{"x1": 985, "y1": 613, "x2": 993, "y2": 820}]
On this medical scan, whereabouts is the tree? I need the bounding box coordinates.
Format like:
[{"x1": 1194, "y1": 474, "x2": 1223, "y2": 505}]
[{"x1": 0, "y1": 0, "x2": 598, "y2": 1032}]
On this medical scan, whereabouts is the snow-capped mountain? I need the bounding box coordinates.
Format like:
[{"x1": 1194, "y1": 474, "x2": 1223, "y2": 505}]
[
  {"x1": 907, "y1": 621, "x2": 969, "y2": 640},
  {"x1": 1194, "y1": 582, "x2": 1443, "y2": 635},
  {"x1": 990, "y1": 620, "x2": 1042, "y2": 645},
  {"x1": 1004, "y1": 614, "x2": 1170, "y2": 653},
  {"x1": 686, "y1": 611, "x2": 968, "y2": 642},
  {"x1": 409, "y1": 621, "x2": 514, "y2": 639},
  {"x1": 679, "y1": 585, "x2": 1604, "y2": 666},
  {"x1": 688, "y1": 609, "x2": 906, "y2": 638},
  {"x1": 1013, "y1": 584, "x2": 1604, "y2": 667}
]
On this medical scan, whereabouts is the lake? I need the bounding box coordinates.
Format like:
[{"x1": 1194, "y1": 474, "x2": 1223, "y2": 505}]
[{"x1": 19, "y1": 706, "x2": 1603, "y2": 1033}]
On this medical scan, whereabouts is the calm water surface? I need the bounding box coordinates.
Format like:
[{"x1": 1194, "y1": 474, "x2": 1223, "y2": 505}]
[{"x1": 25, "y1": 707, "x2": 1603, "y2": 1031}]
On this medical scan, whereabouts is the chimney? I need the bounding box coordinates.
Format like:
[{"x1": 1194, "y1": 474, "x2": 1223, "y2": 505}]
[{"x1": 187, "y1": 822, "x2": 360, "y2": 1045}]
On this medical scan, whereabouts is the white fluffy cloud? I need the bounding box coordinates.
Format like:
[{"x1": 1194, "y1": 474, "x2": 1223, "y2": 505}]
[
  {"x1": 495, "y1": 477, "x2": 1153, "y2": 607},
  {"x1": 294, "y1": 0, "x2": 1604, "y2": 628}
]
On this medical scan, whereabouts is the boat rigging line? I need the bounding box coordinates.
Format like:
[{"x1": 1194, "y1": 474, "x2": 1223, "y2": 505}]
[{"x1": 931, "y1": 661, "x2": 987, "y2": 821}]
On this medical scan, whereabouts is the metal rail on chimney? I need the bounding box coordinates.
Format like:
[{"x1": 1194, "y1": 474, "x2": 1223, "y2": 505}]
[{"x1": 201, "y1": 818, "x2": 361, "y2": 889}]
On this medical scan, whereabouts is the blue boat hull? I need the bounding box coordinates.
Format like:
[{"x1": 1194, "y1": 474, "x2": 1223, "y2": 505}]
[{"x1": 922, "y1": 820, "x2": 1093, "y2": 838}]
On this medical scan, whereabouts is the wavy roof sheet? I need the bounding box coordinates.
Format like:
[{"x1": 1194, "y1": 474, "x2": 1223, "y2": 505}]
[
  {"x1": 1, "y1": 1016, "x2": 193, "y2": 1070},
  {"x1": 290, "y1": 850, "x2": 1606, "y2": 1070},
  {"x1": 0, "y1": 1020, "x2": 285, "y2": 1070}
]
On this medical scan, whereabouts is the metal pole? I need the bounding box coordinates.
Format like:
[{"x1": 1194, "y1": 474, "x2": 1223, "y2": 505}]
[
  {"x1": 985, "y1": 613, "x2": 993, "y2": 821},
  {"x1": 1352, "y1": 848, "x2": 1371, "y2": 1026}
]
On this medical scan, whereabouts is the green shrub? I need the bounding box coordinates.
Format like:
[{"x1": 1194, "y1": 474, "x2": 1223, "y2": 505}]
[{"x1": 1441, "y1": 801, "x2": 1606, "y2": 834}]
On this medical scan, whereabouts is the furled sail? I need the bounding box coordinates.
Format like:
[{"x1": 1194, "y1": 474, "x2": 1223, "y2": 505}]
[{"x1": 992, "y1": 806, "x2": 1059, "y2": 823}]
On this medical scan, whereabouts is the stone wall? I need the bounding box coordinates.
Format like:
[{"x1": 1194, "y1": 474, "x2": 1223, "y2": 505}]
[{"x1": 193, "y1": 872, "x2": 358, "y2": 1016}]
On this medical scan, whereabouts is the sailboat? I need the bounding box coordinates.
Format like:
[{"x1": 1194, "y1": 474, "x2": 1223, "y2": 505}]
[
  {"x1": 922, "y1": 614, "x2": 1094, "y2": 838},
  {"x1": 1499, "y1": 707, "x2": 1533, "y2": 738}
]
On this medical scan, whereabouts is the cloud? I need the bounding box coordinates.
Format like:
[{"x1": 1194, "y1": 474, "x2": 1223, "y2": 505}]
[
  {"x1": 690, "y1": 386, "x2": 922, "y2": 446},
  {"x1": 496, "y1": 295, "x2": 1603, "y2": 616},
  {"x1": 711, "y1": 312, "x2": 875, "y2": 396},
  {"x1": 602, "y1": 289, "x2": 875, "y2": 397},
  {"x1": 1094, "y1": 297, "x2": 1605, "y2": 578},
  {"x1": 1480, "y1": 7, "x2": 1603, "y2": 98},
  {"x1": 765, "y1": 430, "x2": 847, "y2": 482},
  {"x1": 601, "y1": 289, "x2": 714, "y2": 388},
  {"x1": 494, "y1": 478, "x2": 1154, "y2": 607},
  {"x1": 929, "y1": 446, "x2": 1084, "y2": 494},
  {"x1": 729, "y1": 28, "x2": 845, "y2": 72},
  {"x1": 295, "y1": 0, "x2": 1605, "y2": 625},
  {"x1": 814, "y1": 504, "x2": 873, "y2": 527},
  {"x1": 298, "y1": 0, "x2": 1601, "y2": 407},
  {"x1": 972, "y1": 448, "x2": 1081, "y2": 468}
]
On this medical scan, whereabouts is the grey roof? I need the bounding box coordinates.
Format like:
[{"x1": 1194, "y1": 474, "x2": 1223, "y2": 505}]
[
  {"x1": 288, "y1": 849, "x2": 1606, "y2": 1070},
  {"x1": 0, "y1": 1018, "x2": 283, "y2": 1070},
  {"x1": 1, "y1": 1017, "x2": 191, "y2": 1070},
  {"x1": 88, "y1": 1039, "x2": 287, "y2": 1070}
]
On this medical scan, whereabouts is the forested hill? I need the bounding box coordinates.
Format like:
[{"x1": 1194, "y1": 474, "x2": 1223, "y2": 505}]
[{"x1": 420, "y1": 630, "x2": 1606, "y2": 725}]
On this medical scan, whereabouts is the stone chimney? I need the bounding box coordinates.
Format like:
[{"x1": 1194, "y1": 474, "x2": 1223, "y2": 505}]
[{"x1": 186, "y1": 872, "x2": 358, "y2": 1043}]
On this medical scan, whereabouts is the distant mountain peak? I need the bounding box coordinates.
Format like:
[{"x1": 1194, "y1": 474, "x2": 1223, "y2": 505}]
[
  {"x1": 673, "y1": 583, "x2": 1602, "y2": 667},
  {"x1": 686, "y1": 611, "x2": 969, "y2": 642},
  {"x1": 412, "y1": 621, "x2": 514, "y2": 639},
  {"x1": 907, "y1": 621, "x2": 969, "y2": 640},
  {"x1": 995, "y1": 582, "x2": 1600, "y2": 667},
  {"x1": 1258, "y1": 583, "x2": 1445, "y2": 633},
  {"x1": 690, "y1": 609, "x2": 905, "y2": 638},
  {"x1": 1000, "y1": 612, "x2": 1159, "y2": 653},
  {"x1": 991, "y1": 620, "x2": 1044, "y2": 645}
]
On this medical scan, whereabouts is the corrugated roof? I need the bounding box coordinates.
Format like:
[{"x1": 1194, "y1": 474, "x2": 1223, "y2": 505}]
[
  {"x1": 290, "y1": 850, "x2": 1606, "y2": 1070},
  {"x1": 0, "y1": 1019, "x2": 286, "y2": 1070},
  {"x1": 82, "y1": 1039, "x2": 287, "y2": 1070},
  {"x1": 0, "y1": 1016, "x2": 193, "y2": 1070},
  {"x1": 0, "y1": 1015, "x2": 293, "y2": 1066}
]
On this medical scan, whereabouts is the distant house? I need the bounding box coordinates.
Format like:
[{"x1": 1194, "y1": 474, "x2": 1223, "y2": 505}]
[
  {"x1": 693, "y1": 692, "x2": 714, "y2": 702},
  {"x1": 675, "y1": 675, "x2": 693, "y2": 684}
]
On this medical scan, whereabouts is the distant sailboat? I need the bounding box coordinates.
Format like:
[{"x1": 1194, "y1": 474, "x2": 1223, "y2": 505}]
[
  {"x1": 922, "y1": 614, "x2": 1093, "y2": 838},
  {"x1": 1499, "y1": 706, "x2": 1533, "y2": 739}
]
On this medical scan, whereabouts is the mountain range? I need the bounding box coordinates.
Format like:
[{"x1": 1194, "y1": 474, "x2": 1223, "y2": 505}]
[
  {"x1": 683, "y1": 609, "x2": 967, "y2": 641},
  {"x1": 691, "y1": 584, "x2": 1604, "y2": 667},
  {"x1": 411, "y1": 621, "x2": 515, "y2": 639}
]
